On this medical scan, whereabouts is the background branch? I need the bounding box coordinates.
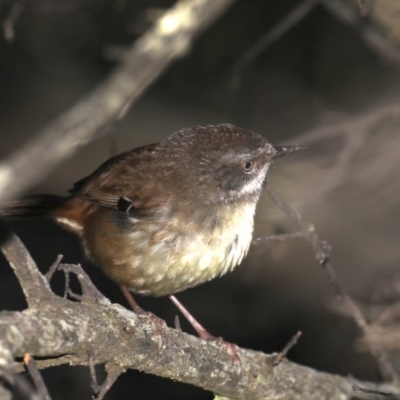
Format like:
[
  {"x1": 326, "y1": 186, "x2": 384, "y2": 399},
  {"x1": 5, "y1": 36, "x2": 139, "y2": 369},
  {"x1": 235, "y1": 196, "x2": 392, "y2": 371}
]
[
  {"x1": 264, "y1": 182, "x2": 398, "y2": 382},
  {"x1": 322, "y1": 0, "x2": 400, "y2": 65},
  {"x1": 0, "y1": 0, "x2": 234, "y2": 203},
  {"x1": 0, "y1": 222, "x2": 53, "y2": 307},
  {"x1": 232, "y1": 0, "x2": 320, "y2": 89}
]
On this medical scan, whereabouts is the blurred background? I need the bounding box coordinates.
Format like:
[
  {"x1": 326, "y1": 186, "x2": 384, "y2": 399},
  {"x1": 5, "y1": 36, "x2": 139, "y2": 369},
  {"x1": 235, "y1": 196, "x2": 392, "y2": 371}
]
[{"x1": 1, "y1": 0, "x2": 400, "y2": 398}]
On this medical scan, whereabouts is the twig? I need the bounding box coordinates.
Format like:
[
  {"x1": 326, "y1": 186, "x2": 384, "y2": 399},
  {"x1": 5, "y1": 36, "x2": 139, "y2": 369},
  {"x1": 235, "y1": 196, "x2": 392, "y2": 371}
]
[
  {"x1": 174, "y1": 315, "x2": 182, "y2": 331},
  {"x1": 273, "y1": 331, "x2": 302, "y2": 366},
  {"x1": 88, "y1": 350, "x2": 100, "y2": 395},
  {"x1": 57, "y1": 264, "x2": 109, "y2": 306},
  {"x1": 94, "y1": 364, "x2": 124, "y2": 400},
  {"x1": 322, "y1": 0, "x2": 400, "y2": 65},
  {"x1": 252, "y1": 232, "x2": 305, "y2": 246},
  {"x1": 264, "y1": 182, "x2": 398, "y2": 382},
  {"x1": 353, "y1": 385, "x2": 400, "y2": 399},
  {"x1": 353, "y1": 0, "x2": 369, "y2": 16},
  {"x1": 2, "y1": 1, "x2": 22, "y2": 42},
  {"x1": 0, "y1": 0, "x2": 234, "y2": 203},
  {"x1": 0, "y1": 223, "x2": 53, "y2": 307},
  {"x1": 285, "y1": 101, "x2": 400, "y2": 213},
  {"x1": 0, "y1": 366, "x2": 41, "y2": 400},
  {"x1": 44, "y1": 254, "x2": 63, "y2": 283},
  {"x1": 232, "y1": 0, "x2": 320, "y2": 89},
  {"x1": 24, "y1": 354, "x2": 52, "y2": 400}
]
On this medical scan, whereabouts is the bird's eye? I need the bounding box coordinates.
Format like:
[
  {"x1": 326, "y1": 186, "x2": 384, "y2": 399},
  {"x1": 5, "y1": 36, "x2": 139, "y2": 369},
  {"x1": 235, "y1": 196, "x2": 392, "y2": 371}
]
[{"x1": 243, "y1": 161, "x2": 254, "y2": 172}]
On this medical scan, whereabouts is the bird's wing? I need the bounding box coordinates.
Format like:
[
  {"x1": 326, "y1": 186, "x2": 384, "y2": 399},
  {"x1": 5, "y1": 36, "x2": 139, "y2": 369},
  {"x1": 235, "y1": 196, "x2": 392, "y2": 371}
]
[{"x1": 69, "y1": 143, "x2": 165, "y2": 216}]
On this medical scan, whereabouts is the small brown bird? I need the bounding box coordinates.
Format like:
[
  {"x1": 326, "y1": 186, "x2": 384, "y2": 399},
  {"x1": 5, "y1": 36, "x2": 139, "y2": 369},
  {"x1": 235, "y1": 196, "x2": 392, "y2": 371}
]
[{"x1": 1, "y1": 124, "x2": 302, "y2": 343}]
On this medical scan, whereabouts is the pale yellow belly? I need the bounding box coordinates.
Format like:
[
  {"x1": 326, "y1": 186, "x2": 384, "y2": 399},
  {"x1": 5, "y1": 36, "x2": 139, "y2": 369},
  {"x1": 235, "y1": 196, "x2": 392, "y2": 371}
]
[{"x1": 84, "y1": 203, "x2": 256, "y2": 296}]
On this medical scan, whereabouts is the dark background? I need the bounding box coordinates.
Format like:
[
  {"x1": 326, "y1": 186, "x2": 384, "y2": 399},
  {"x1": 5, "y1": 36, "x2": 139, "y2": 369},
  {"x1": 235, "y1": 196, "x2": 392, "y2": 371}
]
[{"x1": 1, "y1": 0, "x2": 400, "y2": 398}]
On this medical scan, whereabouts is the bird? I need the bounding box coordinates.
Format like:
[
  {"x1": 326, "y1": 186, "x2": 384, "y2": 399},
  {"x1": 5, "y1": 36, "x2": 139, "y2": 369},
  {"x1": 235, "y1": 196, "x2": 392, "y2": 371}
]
[{"x1": 0, "y1": 123, "x2": 303, "y2": 353}]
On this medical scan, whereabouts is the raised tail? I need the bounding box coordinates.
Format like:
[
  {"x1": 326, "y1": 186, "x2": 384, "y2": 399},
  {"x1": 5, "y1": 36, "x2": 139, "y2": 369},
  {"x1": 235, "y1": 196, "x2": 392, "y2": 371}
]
[{"x1": 0, "y1": 194, "x2": 65, "y2": 219}]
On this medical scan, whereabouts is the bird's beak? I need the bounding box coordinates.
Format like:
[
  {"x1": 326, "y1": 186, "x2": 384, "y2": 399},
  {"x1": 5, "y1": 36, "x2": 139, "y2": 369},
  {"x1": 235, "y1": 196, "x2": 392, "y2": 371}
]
[{"x1": 272, "y1": 145, "x2": 307, "y2": 160}]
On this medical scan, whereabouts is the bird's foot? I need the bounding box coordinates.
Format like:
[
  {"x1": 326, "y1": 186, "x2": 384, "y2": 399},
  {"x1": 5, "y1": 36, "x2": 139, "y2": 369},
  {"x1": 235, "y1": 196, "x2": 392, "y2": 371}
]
[
  {"x1": 169, "y1": 295, "x2": 242, "y2": 373},
  {"x1": 120, "y1": 285, "x2": 167, "y2": 349}
]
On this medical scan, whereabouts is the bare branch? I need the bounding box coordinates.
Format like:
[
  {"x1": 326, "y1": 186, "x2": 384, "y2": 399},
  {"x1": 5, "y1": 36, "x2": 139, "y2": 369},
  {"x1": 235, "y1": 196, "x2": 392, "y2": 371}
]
[
  {"x1": 273, "y1": 331, "x2": 302, "y2": 366},
  {"x1": 0, "y1": 223, "x2": 52, "y2": 307},
  {"x1": 94, "y1": 364, "x2": 124, "y2": 400},
  {"x1": 57, "y1": 264, "x2": 109, "y2": 306},
  {"x1": 44, "y1": 254, "x2": 63, "y2": 283},
  {"x1": 0, "y1": 366, "x2": 40, "y2": 400},
  {"x1": 23, "y1": 354, "x2": 52, "y2": 400},
  {"x1": 1, "y1": 290, "x2": 399, "y2": 400},
  {"x1": 253, "y1": 232, "x2": 305, "y2": 246},
  {"x1": 322, "y1": 0, "x2": 400, "y2": 65},
  {"x1": 2, "y1": 1, "x2": 22, "y2": 42},
  {"x1": 0, "y1": 0, "x2": 234, "y2": 203},
  {"x1": 265, "y1": 182, "x2": 399, "y2": 382},
  {"x1": 280, "y1": 101, "x2": 400, "y2": 216},
  {"x1": 232, "y1": 0, "x2": 320, "y2": 89},
  {"x1": 1, "y1": 230, "x2": 398, "y2": 399},
  {"x1": 353, "y1": 385, "x2": 400, "y2": 399}
]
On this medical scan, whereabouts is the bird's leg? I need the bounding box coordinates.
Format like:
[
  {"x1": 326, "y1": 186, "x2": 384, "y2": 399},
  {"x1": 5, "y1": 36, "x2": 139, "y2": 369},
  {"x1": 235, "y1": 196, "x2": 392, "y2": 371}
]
[
  {"x1": 119, "y1": 284, "x2": 142, "y2": 312},
  {"x1": 119, "y1": 285, "x2": 167, "y2": 348},
  {"x1": 169, "y1": 295, "x2": 241, "y2": 371}
]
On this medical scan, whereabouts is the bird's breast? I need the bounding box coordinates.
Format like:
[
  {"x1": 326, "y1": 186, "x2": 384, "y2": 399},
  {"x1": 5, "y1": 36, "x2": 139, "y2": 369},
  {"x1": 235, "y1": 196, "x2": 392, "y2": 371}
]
[{"x1": 84, "y1": 202, "x2": 257, "y2": 296}]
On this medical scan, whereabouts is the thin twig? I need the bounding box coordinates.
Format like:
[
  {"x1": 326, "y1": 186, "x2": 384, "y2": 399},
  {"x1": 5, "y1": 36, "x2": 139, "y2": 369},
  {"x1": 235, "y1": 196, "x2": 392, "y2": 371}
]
[
  {"x1": 322, "y1": 0, "x2": 400, "y2": 65},
  {"x1": 0, "y1": 0, "x2": 234, "y2": 203},
  {"x1": 273, "y1": 331, "x2": 302, "y2": 366},
  {"x1": 232, "y1": 0, "x2": 320, "y2": 89},
  {"x1": 0, "y1": 366, "x2": 41, "y2": 400},
  {"x1": 356, "y1": 1, "x2": 368, "y2": 16},
  {"x1": 174, "y1": 315, "x2": 182, "y2": 331},
  {"x1": 252, "y1": 232, "x2": 305, "y2": 246},
  {"x1": 353, "y1": 385, "x2": 400, "y2": 399},
  {"x1": 94, "y1": 364, "x2": 124, "y2": 400},
  {"x1": 24, "y1": 354, "x2": 52, "y2": 400},
  {"x1": 2, "y1": 1, "x2": 22, "y2": 42},
  {"x1": 265, "y1": 182, "x2": 398, "y2": 382},
  {"x1": 44, "y1": 254, "x2": 63, "y2": 283},
  {"x1": 58, "y1": 264, "x2": 108, "y2": 305},
  {"x1": 0, "y1": 223, "x2": 53, "y2": 307},
  {"x1": 88, "y1": 350, "x2": 100, "y2": 395}
]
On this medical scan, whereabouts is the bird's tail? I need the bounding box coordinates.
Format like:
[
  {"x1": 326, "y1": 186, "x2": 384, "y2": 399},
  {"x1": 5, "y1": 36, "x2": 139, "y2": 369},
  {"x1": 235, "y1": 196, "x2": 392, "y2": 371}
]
[{"x1": 0, "y1": 194, "x2": 65, "y2": 219}]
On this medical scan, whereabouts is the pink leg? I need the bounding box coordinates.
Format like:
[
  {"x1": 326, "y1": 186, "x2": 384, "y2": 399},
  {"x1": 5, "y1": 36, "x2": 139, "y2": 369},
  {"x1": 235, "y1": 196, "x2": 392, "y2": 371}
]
[
  {"x1": 120, "y1": 285, "x2": 142, "y2": 312},
  {"x1": 169, "y1": 295, "x2": 241, "y2": 371},
  {"x1": 120, "y1": 285, "x2": 167, "y2": 348}
]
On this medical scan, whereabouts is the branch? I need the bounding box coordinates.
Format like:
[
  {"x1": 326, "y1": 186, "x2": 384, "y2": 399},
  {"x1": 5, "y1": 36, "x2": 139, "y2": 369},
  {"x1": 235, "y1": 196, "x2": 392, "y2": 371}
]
[
  {"x1": 232, "y1": 0, "x2": 320, "y2": 89},
  {"x1": 0, "y1": 222, "x2": 53, "y2": 307},
  {"x1": 0, "y1": 282, "x2": 397, "y2": 400},
  {"x1": 23, "y1": 354, "x2": 52, "y2": 400},
  {"x1": 0, "y1": 0, "x2": 234, "y2": 203},
  {"x1": 322, "y1": 0, "x2": 400, "y2": 66},
  {"x1": 1, "y1": 230, "x2": 399, "y2": 399},
  {"x1": 281, "y1": 100, "x2": 400, "y2": 213},
  {"x1": 264, "y1": 182, "x2": 398, "y2": 382}
]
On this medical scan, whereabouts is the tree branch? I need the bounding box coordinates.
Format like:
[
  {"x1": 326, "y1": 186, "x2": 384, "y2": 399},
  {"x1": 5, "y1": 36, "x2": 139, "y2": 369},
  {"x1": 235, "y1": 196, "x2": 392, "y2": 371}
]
[
  {"x1": 264, "y1": 182, "x2": 398, "y2": 382},
  {"x1": 0, "y1": 222, "x2": 53, "y2": 307},
  {"x1": 1, "y1": 229, "x2": 399, "y2": 399},
  {"x1": 322, "y1": 0, "x2": 400, "y2": 65},
  {"x1": 1, "y1": 285, "x2": 398, "y2": 400},
  {"x1": 0, "y1": 0, "x2": 234, "y2": 203},
  {"x1": 232, "y1": 0, "x2": 320, "y2": 89}
]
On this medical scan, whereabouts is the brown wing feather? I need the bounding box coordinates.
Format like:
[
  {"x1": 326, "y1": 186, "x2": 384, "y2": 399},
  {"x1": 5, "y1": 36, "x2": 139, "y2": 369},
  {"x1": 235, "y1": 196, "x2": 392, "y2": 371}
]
[{"x1": 68, "y1": 143, "x2": 165, "y2": 216}]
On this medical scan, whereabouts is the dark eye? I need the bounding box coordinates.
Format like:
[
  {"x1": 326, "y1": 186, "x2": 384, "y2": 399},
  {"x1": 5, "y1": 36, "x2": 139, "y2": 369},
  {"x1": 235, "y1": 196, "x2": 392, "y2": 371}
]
[{"x1": 243, "y1": 161, "x2": 254, "y2": 172}]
